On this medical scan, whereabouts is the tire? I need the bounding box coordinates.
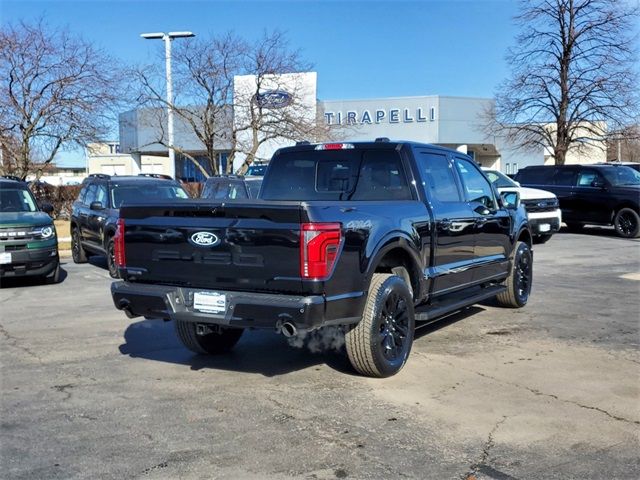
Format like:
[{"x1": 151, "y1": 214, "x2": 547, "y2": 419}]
[
  {"x1": 533, "y1": 234, "x2": 552, "y2": 244},
  {"x1": 71, "y1": 228, "x2": 88, "y2": 263},
  {"x1": 45, "y1": 262, "x2": 61, "y2": 284},
  {"x1": 174, "y1": 321, "x2": 244, "y2": 355},
  {"x1": 345, "y1": 274, "x2": 415, "y2": 378},
  {"x1": 565, "y1": 222, "x2": 584, "y2": 233},
  {"x1": 614, "y1": 208, "x2": 640, "y2": 238},
  {"x1": 496, "y1": 241, "x2": 532, "y2": 308},
  {"x1": 106, "y1": 238, "x2": 119, "y2": 278}
]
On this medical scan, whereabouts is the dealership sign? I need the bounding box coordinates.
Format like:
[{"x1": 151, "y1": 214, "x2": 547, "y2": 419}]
[
  {"x1": 254, "y1": 90, "x2": 294, "y2": 109},
  {"x1": 324, "y1": 107, "x2": 435, "y2": 125}
]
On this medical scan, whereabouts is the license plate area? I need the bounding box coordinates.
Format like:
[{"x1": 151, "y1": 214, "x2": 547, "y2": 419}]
[
  {"x1": 538, "y1": 223, "x2": 551, "y2": 232},
  {"x1": 193, "y1": 291, "x2": 226, "y2": 314},
  {"x1": 0, "y1": 252, "x2": 12, "y2": 264}
]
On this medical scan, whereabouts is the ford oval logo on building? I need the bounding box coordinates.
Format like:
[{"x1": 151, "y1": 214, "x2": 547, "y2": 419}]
[
  {"x1": 189, "y1": 231, "x2": 220, "y2": 247},
  {"x1": 254, "y1": 90, "x2": 293, "y2": 109}
]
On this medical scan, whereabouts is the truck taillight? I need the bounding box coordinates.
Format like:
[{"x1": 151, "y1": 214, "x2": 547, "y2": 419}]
[
  {"x1": 300, "y1": 223, "x2": 342, "y2": 280},
  {"x1": 114, "y1": 218, "x2": 126, "y2": 268}
]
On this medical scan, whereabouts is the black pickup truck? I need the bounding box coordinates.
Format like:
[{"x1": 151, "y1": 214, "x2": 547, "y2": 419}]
[{"x1": 111, "y1": 140, "x2": 533, "y2": 377}]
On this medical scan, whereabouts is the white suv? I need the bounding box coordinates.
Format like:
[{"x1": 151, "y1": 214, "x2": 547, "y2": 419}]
[{"x1": 483, "y1": 168, "x2": 562, "y2": 244}]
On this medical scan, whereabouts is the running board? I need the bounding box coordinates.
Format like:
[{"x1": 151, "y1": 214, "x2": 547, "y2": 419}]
[{"x1": 414, "y1": 285, "x2": 507, "y2": 322}]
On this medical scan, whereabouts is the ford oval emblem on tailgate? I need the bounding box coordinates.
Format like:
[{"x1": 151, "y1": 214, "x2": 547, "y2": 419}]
[{"x1": 189, "y1": 231, "x2": 220, "y2": 247}]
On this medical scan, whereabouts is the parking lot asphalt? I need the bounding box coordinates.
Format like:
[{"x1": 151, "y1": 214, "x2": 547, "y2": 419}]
[{"x1": 1, "y1": 230, "x2": 639, "y2": 480}]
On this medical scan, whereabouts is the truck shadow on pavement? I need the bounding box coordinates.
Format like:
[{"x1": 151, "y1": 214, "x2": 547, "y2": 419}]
[
  {"x1": 119, "y1": 318, "x2": 353, "y2": 377},
  {"x1": 119, "y1": 307, "x2": 484, "y2": 377}
]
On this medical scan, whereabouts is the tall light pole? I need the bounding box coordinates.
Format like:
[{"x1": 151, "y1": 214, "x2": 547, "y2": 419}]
[{"x1": 141, "y1": 31, "x2": 195, "y2": 179}]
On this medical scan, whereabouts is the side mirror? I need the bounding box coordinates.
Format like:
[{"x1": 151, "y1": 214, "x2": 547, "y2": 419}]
[
  {"x1": 41, "y1": 202, "x2": 54, "y2": 215},
  {"x1": 90, "y1": 201, "x2": 104, "y2": 211},
  {"x1": 500, "y1": 191, "x2": 520, "y2": 210}
]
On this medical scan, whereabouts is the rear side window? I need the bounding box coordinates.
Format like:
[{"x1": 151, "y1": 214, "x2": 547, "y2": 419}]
[
  {"x1": 516, "y1": 168, "x2": 555, "y2": 184},
  {"x1": 418, "y1": 152, "x2": 462, "y2": 203},
  {"x1": 202, "y1": 180, "x2": 249, "y2": 200},
  {"x1": 261, "y1": 149, "x2": 412, "y2": 201},
  {"x1": 553, "y1": 169, "x2": 576, "y2": 186}
]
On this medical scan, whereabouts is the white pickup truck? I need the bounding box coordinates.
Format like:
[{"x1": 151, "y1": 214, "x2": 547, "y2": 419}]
[{"x1": 483, "y1": 168, "x2": 562, "y2": 244}]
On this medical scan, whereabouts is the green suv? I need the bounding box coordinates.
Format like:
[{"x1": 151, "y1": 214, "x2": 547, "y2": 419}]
[{"x1": 0, "y1": 177, "x2": 60, "y2": 284}]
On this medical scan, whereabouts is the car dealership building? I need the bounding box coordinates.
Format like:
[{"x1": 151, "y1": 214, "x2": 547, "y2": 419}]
[{"x1": 90, "y1": 72, "x2": 606, "y2": 180}]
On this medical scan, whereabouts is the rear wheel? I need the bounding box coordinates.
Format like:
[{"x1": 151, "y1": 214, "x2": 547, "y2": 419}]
[
  {"x1": 496, "y1": 241, "x2": 532, "y2": 308},
  {"x1": 71, "y1": 228, "x2": 88, "y2": 263},
  {"x1": 614, "y1": 208, "x2": 640, "y2": 238},
  {"x1": 345, "y1": 274, "x2": 415, "y2": 378},
  {"x1": 106, "y1": 238, "x2": 119, "y2": 278},
  {"x1": 175, "y1": 321, "x2": 244, "y2": 354}
]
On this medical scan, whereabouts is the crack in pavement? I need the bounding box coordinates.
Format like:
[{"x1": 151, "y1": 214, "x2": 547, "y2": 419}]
[
  {"x1": 0, "y1": 322, "x2": 42, "y2": 363},
  {"x1": 422, "y1": 354, "x2": 640, "y2": 426},
  {"x1": 463, "y1": 416, "x2": 509, "y2": 480}
]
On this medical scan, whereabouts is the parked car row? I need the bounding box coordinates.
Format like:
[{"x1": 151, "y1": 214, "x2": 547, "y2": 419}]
[
  {"x1": 515, "y1": 164, "x2": 640, "y2": 238},
  {"x1": 0, "y1": 173, "x2": 265, "y2": 285}
]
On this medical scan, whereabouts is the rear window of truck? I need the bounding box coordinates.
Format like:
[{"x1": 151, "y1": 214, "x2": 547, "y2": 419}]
[{"x1": 261, "y1": 149, "x2": 412, "y2": 201}]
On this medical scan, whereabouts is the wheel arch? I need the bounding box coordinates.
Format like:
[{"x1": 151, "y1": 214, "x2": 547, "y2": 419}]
[{"x1": 365, "y1": 237, "x2": 423, "y2": 301}]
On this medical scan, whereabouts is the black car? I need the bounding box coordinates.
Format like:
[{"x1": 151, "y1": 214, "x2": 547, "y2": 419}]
[
  {"x1": 201, "y1": 175, "x2": 262, "y2": 200},
  {"x1": 70, "y1": 174, "x2": 190, "y2": 277},
  {"x1": 111, "y1": 140, "x2": 532, "y2": 377},
  {"x1": 515, "y1": 164, "x2": 640, "y2": 238},
  {"x1": 0, "y1": 178, "x2": 59, "y2": 284}
]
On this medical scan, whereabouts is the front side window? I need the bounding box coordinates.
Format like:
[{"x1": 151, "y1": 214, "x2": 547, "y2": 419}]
[
  {"x1": 454, "y1": 158, "x2": 496, "y2": 209},
  {"x1": 84, "y1": 184, "x2": 98, "y2": 205},
  {"x1": 95, "y1": 184, "x2": 109, "y2": 206},
  {"x1": 485, "y1": 170, "x2": 518, "y2": 189},
  {"x1": 0, "y1": 188, "x2": 38, "y2": 212},
  {"x1": 576, "y1": 170, "x2": 604, "y2": 187}
]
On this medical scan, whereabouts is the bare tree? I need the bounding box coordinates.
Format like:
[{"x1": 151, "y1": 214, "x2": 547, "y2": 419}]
[
  {"x1": 135, "y1": 30, "x2": 338, "y2": 178},
  {"x1": 490, "y1": 0, "x2": 639, "y2": 165},
  {"x1": 134, "y1": 33, "x2": 243, "y2": 176},
  {"x1": 0, "y1": 20, "x2": 124, "y2": 179},
  {"x1": 607, "y1": 125, "x2": 640, "y2": 162},
  {"x1": 231, "y1": 31, "x2": 333, "y2": 175}
]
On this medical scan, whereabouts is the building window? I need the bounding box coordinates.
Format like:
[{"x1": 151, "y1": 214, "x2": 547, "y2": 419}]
[
  {"x1": 512, "y1": 163, "x2": 518, "y2": 174},
  {"x1": 505, "y1": 163, "x2": 511, "y2": 175}
]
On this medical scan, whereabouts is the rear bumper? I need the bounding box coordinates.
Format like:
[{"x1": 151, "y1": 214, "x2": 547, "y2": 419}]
[
  {"x1": 111, "y1": 281, "x2": 364, "y2": 332},
  {"x1": 0, "y1": 247, "x2": 59, "y2": 278}
]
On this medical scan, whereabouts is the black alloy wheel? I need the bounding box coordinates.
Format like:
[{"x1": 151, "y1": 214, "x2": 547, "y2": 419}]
[
  {"x1": 614, "y1": 208, "x2": 640, "y2": 238},
  {"x1": 107, "y1": 239, "x2": 119, "y2": 278},
  {"x1": 496, "y1": 241, "x2": 532, "y2": 308},
  {"x1": 378, "y1": 290, "x2": 411, "y2": 363},
  {"x1": 346, "y1": 273, "x2": 415, "y2": 378},
  {"x1": 71, "y1": 228, "x2": 87, "y2": 263}
]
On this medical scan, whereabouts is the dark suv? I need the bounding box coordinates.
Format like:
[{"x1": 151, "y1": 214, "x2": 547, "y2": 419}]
[
  {"x1": 71, "y1": 174, "x2": 189, "y2": 277},
  {"x1": 201, "y1": 175, "x2": 262, "y2": 200},
  {"x1": 515, "y1": 164, "x2": 640, "y2": 238},
  {"x1": 0, "y1": 177, "x2": 59, "y2": 284}
]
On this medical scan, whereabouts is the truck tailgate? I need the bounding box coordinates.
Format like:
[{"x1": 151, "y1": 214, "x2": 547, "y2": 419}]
[{"x1": 119, "y1": 200, "x2": 304, "y2": 293}]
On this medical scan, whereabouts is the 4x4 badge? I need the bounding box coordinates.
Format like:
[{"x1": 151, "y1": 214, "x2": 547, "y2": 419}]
[{"x1": 189, "y1": 231, "x2": 220, "y2": 247}]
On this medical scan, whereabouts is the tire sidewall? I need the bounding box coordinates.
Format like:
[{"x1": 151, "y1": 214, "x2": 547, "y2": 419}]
[
  {"x1": 614, "y1": 208, "x2": 640, "y2": 238},
  {"x1": 368, "y1": 276, "x2": 415, "y2": 377},
  {"x1": 71, "y1": 228, "x2": 82, "y2": 263},
  {"x1": 512, "y1": 242, "x2": 532, "y2": 307},
  {"x1": 107, "y1": 239, "x2": 119, "y2": 278}
]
